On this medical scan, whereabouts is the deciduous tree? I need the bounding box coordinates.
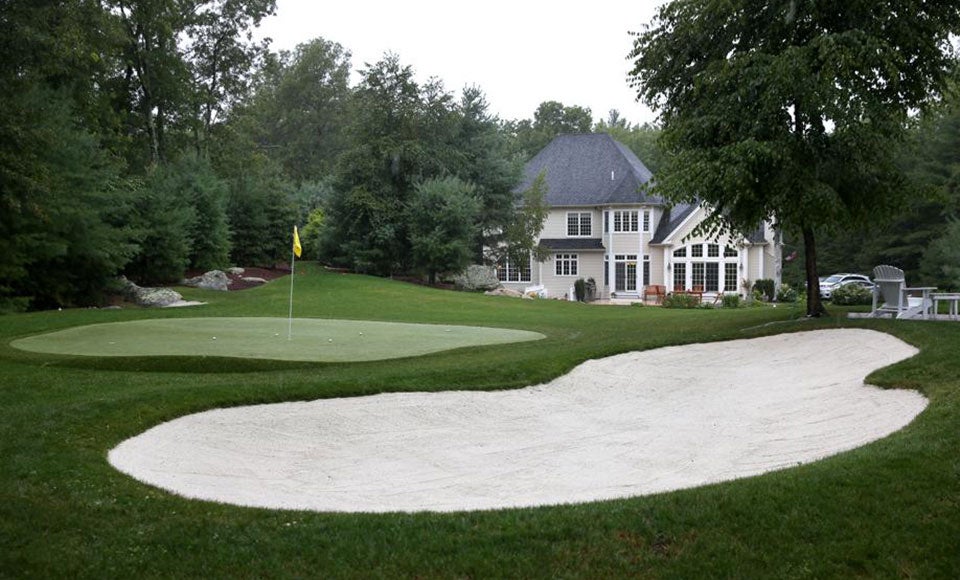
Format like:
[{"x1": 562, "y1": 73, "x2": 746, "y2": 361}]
[{"x1": 630, "y1": 0, "x2": 960, "y2": 316}]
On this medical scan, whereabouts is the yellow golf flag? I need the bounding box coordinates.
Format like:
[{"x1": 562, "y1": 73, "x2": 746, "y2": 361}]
[{"x1": 292, "y1": 225, "x2": 302, "y2": 258}]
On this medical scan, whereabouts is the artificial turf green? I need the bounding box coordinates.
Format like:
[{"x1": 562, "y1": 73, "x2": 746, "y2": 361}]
[
  {"x1": 11, "y1": 317, "x2": 544, "y2": 362},
  {"x1": 1, "y1": 263, "x2": 958, "y2": 578}
]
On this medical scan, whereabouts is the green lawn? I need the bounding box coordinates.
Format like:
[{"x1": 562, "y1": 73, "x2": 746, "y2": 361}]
[
  {"x1": 11, "y1": 317, "x2": 544, "y2": 362},
  {"x1": 1, "y1": 263, "x2": 958, "y2": 578}
]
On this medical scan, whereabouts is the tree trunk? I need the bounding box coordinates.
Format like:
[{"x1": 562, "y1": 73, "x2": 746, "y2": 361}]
[{"x1": 803, "y1": 226, "x2": 826, "y2": 317}]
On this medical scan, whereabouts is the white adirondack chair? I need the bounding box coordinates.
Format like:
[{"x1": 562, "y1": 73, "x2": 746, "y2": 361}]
[{"x1": 870, "y1": 265, "x2": 931, "y2": 319}]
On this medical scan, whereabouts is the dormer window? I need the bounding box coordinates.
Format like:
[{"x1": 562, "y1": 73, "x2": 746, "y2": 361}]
[{"x1": 567, "y1": 212, "x2": 592, "y2": 237}]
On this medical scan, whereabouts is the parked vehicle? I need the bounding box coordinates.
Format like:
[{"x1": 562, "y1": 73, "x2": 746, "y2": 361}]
[{"x1": 819, "y1": 273, "x2": 873, "y2": 299}]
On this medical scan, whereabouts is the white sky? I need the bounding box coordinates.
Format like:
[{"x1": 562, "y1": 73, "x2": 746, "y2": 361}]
[{"x1": 255, "y1": 0, "x2": 665, "y2": 126}]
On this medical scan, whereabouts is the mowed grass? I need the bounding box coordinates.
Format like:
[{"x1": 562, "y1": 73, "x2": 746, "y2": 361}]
[
  {"x1": 1, "y1": 262, "x2": 958, "y2": 578},
  {"x1": 11, "y1": 317, "x2": 544, "y2": 362}
]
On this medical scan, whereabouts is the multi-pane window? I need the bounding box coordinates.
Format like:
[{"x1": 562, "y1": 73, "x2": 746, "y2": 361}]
[
  {"x1": 705, "y1": 263, "x2": 719, "y2": 292},
  {"x1": 692, "y1": 262, "x2": 705, "y2": 289},
  {"x1": 673, "y1": 263, "x2": 686, "y2": 291},
  {"x1": 555, "y1": 253, "x2": 578, "y2": 276},
  {"x1": 567, "y1": 212, "x2": 591, "y2": 236},
  {"x1": 612, "y1": 210, "x2": 639, "y2": 232},
  {"x1": 672, "y1": 242, "x2": 741, "y2": 292},
  {"x1": 643, "y1": 255, "x2": 650, "y2": 285},
  {"x1": 643, "y1": 210, "x2": 651, "y2": 233},
  {"x1": 724, "y1": 263, "x2": 738, "y2": 291},
  {"x1": 497, "y1": 255, "x2": 531, "y2": 283}
]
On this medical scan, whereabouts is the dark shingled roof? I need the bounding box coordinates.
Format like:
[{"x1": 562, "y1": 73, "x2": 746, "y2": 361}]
[
  {"x1": 650, "y1": 202, "x2": 698, "y2": 244},
  {"x1": 649, "y1": 203, "x2": 770, "y2": 245},
  {"x1": 539, "y1": 238, "x2": 606, "y2": 251},
  {"x1": 515, "y1": 134, "x2": 661, "y2": 206}
]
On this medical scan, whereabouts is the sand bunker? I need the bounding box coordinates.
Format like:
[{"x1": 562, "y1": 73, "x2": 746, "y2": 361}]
[{"x1": 109, "y1": 329, "x2": 926, "y2": 513}]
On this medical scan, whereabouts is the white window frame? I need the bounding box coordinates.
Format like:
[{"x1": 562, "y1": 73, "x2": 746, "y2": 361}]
[
  {"x1": 612, "y1": 210, "x2": 639, "y2": 233},
  {"x1": 671, "y1": 242, "x2": 741, "y2": 292},
  {"x1": 566, "y1": 212, "x2": 592, "y2": 237},
  {"x1": 497, "y1": 254, "x2": 532, "y2": 283},
  {"x1": 555, "y1": 253, "x2": 579, "y2": 276}
]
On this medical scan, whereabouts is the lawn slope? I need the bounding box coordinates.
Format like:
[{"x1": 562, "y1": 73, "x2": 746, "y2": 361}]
[{"x1": 1, "y1": 263, "x2": 957, "y2": 578}]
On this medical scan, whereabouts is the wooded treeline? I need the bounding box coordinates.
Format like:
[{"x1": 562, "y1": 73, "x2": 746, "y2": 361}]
[
  {"x1": 2, "y1": 1, "x2": 958, "y2": 312},
  {"x1": 0, "y1": 0, "x2": 661, "y2": 311}
]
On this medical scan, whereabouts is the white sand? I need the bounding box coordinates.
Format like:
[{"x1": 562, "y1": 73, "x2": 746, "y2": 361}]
[{"x1": 108, "y1": 329, "x2": 926, "y2": 513}]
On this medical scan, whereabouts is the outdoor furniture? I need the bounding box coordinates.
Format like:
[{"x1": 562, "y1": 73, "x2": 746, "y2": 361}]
[
  {"x1": 870, "y1": 265, "x2": 935, "y2": 320},
  {"x1": 932, "y1": 293, "x2": 960, "y2": 321},
  {"x1": 671, "y1": 285, "x2": 703, "y2": 304},
  {"x1": 644, "y1": 284, "x2": 666, "y2": 304}
]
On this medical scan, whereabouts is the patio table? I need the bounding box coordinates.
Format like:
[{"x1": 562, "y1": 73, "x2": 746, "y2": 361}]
[{"x1": 932, "y1": 292, "x2": 960, "y2": 321}]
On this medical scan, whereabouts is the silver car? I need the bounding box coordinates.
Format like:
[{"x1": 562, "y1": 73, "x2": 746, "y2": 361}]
[{"x1": 819, "y1": 273, "x2": 873, "y2": 299}]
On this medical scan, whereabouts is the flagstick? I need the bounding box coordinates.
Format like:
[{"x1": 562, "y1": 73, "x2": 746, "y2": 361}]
[{"x1": 287, "y1": 248, "x2": 296, "y2": 340}]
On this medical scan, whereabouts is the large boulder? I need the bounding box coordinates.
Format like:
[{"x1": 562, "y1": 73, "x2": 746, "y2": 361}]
[
  {"x1": 182, "y1": 269, "x2": 229, "y2": 291},
  {"x1": 119, "y1": 277, "x2": 183, "y2": 307},
  {"x1": 453, "y1": 265, "x2": 501, "y2": 292}
]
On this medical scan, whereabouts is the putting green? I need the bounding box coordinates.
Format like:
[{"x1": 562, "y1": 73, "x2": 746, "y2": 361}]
[{"x1": 10, "y1": 317, "x2": 545, "y2": 362}]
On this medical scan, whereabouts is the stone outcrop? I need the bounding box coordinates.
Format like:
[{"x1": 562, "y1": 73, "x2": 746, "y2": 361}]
[
  {"x1": 453, "y1": 265, "x2": 500, "y2": 292},
  {"x1": 181, "y1": 269, "x2": 229, "y2": 291},
  {"x1": 118, "y1": 277, "x2": 183, "y2": 307}
]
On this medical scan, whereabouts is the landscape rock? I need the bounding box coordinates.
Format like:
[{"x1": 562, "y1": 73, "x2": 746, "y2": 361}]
[
  {"x1": 241, "y1": 276, "x2": 267, "y2": 285},
  {"x1": 484, "y1": 287, "x2": 523, "y2": 298},
  {"x1": 181, "y1": 269, "x2": 229, "y2": 291},
  {"x1": 118, "y1": 276, "x2": 183, "y2": 307},
  {"x1": 227, "y1": 267, "x2": 245, "y2": 275},
  {"x1": 453, "y1": 265, "x2": 500, "y2": 292}
]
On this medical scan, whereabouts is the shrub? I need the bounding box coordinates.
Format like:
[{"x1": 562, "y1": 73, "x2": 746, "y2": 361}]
[
  {"x1": 721, "y1": 293, "x2": 741, "y2": 308},
  {"x1": 574, "y1": 278, "x2": 587, "y2": 302},
  {"x1": 831, "y1": 283, "x2": 873, "y2": 305},
  {"x1": 753, "y1": 279, "x2": 776, "y2": 302},
  {"x1": 585, "y1": 278, "x2": 597, "y2": 302},
  {"x1": 776, "y1": 283, "x2": 799, "y2": 303},
  {"x1": 662, "y1": 292, "x2": 701, "y2": 309}
]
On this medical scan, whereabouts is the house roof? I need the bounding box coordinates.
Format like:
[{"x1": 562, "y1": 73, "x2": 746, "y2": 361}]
[
  {"x1": 539, "y1": 238, "x2": 606, "y2": 251},
  {"x1": 515, "y1": 134, "x2": 660, "y2": 206},
  {"x1": 649, "y1": 202, "x2": 769, "y2": 245},
  {"x1": 650, "y1": 202, "x2": 698, "y2": 244}
]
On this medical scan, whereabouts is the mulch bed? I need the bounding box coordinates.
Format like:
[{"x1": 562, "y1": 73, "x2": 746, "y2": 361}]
[
  {"x1": 225, "y1": 266, "x2": 290, "y2": 291},
  {"x1": 182, "y1": 266, "x2": 291, "y2": 291}
]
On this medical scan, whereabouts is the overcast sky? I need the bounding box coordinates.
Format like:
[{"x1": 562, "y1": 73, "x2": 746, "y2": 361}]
[{"x1": 255, "y1": 0, "x2": 666, "y2": 126}]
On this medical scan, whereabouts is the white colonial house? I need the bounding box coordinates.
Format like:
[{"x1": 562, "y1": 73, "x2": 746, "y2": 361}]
[{"x1": 496, "y1": 134, "x2": 781, "y2": 301}]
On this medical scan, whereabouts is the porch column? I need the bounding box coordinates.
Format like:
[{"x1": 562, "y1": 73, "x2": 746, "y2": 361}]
[
  {"x1": 608, "y1": 212, "x2": 615, "y2": 295},
  {"x1": 740, "y1": 250, "x2": 748, "y2": 297},
  {"x1": 663, "y1": 247, "x2": 670, "y2": 287},
  {"x1": 758, "y1": 245, "x2": 765, "y2": 281}
]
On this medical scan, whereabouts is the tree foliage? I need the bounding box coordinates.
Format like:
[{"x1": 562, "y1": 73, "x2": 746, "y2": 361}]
[
  {"x1": 0, "y1": 87, "x2": 138, "y2": 309},
  {"x1": 507, "y1": 100, "x2": 593, "y2": 160},
  {"x1": 237, "y1": 38, "x2": 351, "y2": 183},
  {"x1": 406, "y1": 177, "x2": 480, "y2": 283},
  {"x1": 630, "y1": 0, "x2": 960, "y2": 316}
]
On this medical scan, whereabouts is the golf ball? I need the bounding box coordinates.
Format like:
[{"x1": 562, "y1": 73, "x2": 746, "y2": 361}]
[
  {"x1": 328, "y1": 338, "x2": 333, "y2": 342},
  {"x1": 212, "y1": 337, "x2": 217, "y2": 340}
]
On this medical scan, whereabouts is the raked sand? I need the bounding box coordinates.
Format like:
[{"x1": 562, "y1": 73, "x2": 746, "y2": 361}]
[{"x1": 108, "y1": 329, "x2": 926, "y2": 513}]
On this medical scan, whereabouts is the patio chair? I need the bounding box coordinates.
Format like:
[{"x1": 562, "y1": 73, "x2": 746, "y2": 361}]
[
  {"x1": 870, "y1": 265, "x2": 932, "y2": 319},
  {"x1": 643, "y1": 284, "x2": 666, "y2": 304}
]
